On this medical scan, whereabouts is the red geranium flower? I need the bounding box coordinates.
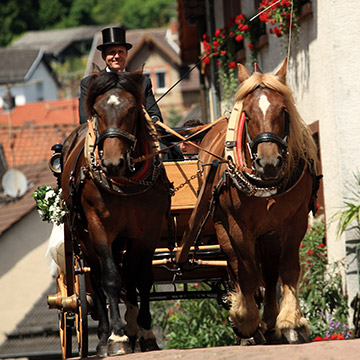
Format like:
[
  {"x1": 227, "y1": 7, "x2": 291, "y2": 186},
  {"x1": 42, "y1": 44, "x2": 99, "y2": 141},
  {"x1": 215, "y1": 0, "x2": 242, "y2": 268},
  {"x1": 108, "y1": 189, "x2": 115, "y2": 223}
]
[
  {"x1": 313, "y1": 336, "x2": 324, "y2": 341},
  {"x1": 235, "y1": 34, "x2": 243, "y2": 42},
  {"x1": 235, "y1": 14, "x2": 245, "y2": 24},
  {"x1": 228, "y1": 62, "x2": 236, "y2": 69}
]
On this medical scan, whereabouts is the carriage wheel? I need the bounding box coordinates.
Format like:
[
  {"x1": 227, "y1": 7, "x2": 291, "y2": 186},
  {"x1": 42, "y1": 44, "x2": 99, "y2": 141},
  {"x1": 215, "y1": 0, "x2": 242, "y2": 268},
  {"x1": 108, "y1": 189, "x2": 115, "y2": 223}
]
[
  {"x1": 57, "y1": 273, "x2": 73, "y2": 359},
  {"x1": 59, "y1": 311, "x2": 73, "y2": 359},
  {"x1": 74, "y1": 259, "x2": 89, "y2": 358}
]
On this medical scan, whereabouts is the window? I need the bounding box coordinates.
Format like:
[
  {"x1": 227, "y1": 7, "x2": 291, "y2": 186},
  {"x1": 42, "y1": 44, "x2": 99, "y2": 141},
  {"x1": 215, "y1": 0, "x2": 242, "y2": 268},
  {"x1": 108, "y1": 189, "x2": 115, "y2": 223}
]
[
  {"x1": 36, "y1": 82, "x2": 44, "y2": 101},
  {"x1": 155, "y1": 69, "x2": 166, "y2": 93}
]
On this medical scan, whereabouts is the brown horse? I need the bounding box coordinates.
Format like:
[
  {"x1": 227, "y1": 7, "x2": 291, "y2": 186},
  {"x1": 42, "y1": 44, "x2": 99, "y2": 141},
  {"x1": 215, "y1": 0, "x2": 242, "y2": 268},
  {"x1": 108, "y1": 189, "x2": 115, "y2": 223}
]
[
  {"x1": 61, "y1": 71, "x2": 171, "y2": 356},
  {"x1": 180, "y1": 59, "x2": 320, "y2": 344}
]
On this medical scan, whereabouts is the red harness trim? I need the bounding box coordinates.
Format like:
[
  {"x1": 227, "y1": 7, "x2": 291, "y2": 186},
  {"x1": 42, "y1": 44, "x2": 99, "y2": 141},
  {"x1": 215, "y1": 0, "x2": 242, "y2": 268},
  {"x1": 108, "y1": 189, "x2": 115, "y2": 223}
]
[{"x1": 236, "y1": 112, "x2": 246, "y2": 167}]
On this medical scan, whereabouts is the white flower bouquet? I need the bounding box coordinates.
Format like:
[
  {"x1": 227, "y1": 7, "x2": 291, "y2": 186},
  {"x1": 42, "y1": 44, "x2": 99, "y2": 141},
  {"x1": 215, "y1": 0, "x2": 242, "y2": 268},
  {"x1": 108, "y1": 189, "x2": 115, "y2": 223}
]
[{"x1": 32, "y1": 185, "x2": 67, "y2": 225}]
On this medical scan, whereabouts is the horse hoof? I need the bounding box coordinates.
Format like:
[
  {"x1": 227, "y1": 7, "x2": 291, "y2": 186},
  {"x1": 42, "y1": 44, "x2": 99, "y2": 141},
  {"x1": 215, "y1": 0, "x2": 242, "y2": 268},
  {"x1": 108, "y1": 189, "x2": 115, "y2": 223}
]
[
  {"x1": 107, "y1": 334, "x2": 131, "y2": 355},
  {"x1": 128, "y1": 335, "x2": 137, "y2": 352},
  {"x1": 108, "y1": 341, "x2": 130, "y2": 356},
  {"x1": 239, "y1": 328, "x2": 266, "y2": 346},
  {"x1": 96, "y1": 344, "x2": 108, "y2": 358},
  {"x1": 281, "y1": 326, "x2": 310, "y2": 344},
  {"x1": 264, "y1": 329, "x2": 282, "y2": 345},
  {"x1": 139, "y1": 337, "x2": 160, "y2": 352}
]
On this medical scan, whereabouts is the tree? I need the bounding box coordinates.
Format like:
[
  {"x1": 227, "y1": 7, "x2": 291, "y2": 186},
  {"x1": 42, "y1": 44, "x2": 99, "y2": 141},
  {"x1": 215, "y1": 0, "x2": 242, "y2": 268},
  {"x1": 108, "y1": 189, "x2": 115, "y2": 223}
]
[
  {"x1": 0, "y1": 0, "x2": 177, "y2": 47},
  {"x1": 117, "y1": 0, "x2": 177, "y2": 29},
  {"x1": 0, "y1": 0, "x2": 37, "y2": 46}
]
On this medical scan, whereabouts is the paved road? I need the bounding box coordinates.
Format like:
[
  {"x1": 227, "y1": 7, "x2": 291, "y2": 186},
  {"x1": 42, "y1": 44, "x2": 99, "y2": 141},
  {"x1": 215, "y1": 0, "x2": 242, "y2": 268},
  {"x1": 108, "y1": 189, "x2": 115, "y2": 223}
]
[{"x1": 75, "y1": 339, "x2": 360, "y2": 360}]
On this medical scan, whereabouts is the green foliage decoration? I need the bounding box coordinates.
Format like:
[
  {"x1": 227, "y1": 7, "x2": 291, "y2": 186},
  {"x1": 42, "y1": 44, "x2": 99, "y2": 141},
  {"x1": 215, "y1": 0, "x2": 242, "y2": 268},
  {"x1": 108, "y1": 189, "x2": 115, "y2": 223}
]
[
  {"x1": 151, "y1": 283, "x2": 237, "y2": 349},
  {"x1": 32, "y1": 185, "x2": 67, "y2": 225},
  {"x1": 333, "y1": 173, "x2": 360, "y2": 238},
  {"x1": 298, "y1": 217, "x2": 350, "y2": 340}
]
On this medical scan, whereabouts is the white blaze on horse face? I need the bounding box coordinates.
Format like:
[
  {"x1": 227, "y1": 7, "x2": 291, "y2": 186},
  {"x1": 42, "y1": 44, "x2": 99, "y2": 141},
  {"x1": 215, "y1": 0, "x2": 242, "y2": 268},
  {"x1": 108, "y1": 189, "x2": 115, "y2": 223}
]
[
  {"x1": 258, "y1": 94, "x2": 271, "y2": 120},
  {"x1": 107, "y1": 94, "x2": 121, "y2": 106}
]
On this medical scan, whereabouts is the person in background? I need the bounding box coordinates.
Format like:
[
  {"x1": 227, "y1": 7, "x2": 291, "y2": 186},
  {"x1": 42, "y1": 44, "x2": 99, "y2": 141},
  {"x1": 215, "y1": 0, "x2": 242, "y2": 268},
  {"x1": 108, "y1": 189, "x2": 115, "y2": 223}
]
[
  {"x1": 78, "y1": 26, "x2": 183, "y2": 160},
  {"x1": 180, "y1": 119, "x2": 203, "y2": 160},
  {"x1": 79, "y1": 27, "x2": 162, "y2": 124}
]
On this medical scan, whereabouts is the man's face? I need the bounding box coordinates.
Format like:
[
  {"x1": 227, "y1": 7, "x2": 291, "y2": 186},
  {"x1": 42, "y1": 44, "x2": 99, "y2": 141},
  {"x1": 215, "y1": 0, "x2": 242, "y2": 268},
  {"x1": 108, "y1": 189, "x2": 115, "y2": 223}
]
[
  {"x1": 180, "y1": 141, "x2": 200, "y2": 156},
  {"x1": 102, "y1": 45, "x2": 128, "y2": 72}
]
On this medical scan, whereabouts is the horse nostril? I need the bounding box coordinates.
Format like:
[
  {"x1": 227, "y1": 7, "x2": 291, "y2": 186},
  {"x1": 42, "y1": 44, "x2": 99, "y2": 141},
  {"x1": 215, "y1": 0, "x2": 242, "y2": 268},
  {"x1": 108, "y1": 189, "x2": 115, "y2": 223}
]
[{"x1": 255, "y1": 157, "x2": 263, "y2": 169}]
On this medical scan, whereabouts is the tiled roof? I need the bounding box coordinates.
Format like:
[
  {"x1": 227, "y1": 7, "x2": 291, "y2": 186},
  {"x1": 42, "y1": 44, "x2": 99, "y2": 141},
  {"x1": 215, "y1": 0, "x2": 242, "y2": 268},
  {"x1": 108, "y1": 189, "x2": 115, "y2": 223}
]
[
  {"x1": 0, "y1": 99, "x2": 78, "y2": 167},
  {"x1": 0, "y1": 161, "x2": 56, "y2": 237},
  {"x1": 10, "y1": 25, "x2": 105, "y2": 56},
  {"x1": 0, "y1": 99, "x2": 77, "y2": 235},
  {"x1": 0, "y1": 98, "x2": 79, "y2": 127},
  {"x1": 0, "y1": 48, "x2": 43, "y2": 84},
  {"x1": 0, "y1": 124, "x2": 74, "y2": 167}
]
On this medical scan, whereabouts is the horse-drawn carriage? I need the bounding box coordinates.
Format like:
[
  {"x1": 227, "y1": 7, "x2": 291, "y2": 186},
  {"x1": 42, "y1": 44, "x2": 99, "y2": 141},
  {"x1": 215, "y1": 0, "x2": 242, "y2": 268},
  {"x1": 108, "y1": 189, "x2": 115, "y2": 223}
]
[{"x1": 46, "y1": 59, "x2": 322, "y2": 359}]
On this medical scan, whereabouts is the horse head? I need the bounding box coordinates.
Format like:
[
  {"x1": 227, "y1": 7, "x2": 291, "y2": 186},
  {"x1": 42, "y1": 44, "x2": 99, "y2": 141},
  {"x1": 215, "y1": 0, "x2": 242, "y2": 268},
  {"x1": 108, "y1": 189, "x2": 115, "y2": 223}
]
[
  {"x1": 86, "y1": 71, "x2": 146, "y2": 178},
  {"x1": 236, "y1": 59, "x2": 290, "y2": 182}
]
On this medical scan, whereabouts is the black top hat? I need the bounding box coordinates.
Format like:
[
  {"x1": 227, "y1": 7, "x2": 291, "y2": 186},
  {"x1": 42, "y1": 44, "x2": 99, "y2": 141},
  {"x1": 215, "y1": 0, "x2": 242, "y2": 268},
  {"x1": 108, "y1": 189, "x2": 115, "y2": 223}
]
[{"x1": 97, "y1": 27, "x2": 132, "y2": 51}]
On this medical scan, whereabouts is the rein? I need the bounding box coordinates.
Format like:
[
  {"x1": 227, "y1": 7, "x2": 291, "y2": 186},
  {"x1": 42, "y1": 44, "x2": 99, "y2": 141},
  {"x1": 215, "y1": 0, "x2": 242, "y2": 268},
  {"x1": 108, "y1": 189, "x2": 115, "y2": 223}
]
[{"x1": 132, "y1": 115, "x2": 229, "y2": 164}]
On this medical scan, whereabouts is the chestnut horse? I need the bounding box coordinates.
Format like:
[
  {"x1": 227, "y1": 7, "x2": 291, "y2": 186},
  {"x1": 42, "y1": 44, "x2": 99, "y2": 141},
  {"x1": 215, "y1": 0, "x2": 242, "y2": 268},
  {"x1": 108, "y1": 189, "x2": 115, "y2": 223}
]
[
  {"x1": 180, "y1": 59, "x2": 320, "y2": 344},
  {"x1": 61, "y1": 71, "x2": 171, "y2": 356}
]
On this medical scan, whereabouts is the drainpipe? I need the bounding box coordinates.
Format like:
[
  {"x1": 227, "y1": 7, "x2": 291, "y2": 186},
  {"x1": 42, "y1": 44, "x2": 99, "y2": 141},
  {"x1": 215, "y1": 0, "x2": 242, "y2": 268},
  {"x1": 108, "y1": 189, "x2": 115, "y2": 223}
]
[{"x1": 205, "y1": 0, "x2": 221, "y2": 122}]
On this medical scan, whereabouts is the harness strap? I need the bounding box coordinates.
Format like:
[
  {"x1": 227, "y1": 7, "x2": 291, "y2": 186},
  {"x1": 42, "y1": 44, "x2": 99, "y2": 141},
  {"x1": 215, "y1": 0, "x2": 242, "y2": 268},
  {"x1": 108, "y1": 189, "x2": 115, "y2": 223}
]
[
  {"x1": 96, "y1": 128, "x2": 136, "y2": 147},
  {"x1": 133, "y1": 115, "x2": 228, "y2": 163}
]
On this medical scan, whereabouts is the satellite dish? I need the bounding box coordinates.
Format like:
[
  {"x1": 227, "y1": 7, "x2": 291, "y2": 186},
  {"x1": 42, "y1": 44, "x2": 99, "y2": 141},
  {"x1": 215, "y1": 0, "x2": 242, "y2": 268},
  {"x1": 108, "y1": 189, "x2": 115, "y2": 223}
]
[{"x1": 2, "y1": 169, "x2": 28, "y2": 198}]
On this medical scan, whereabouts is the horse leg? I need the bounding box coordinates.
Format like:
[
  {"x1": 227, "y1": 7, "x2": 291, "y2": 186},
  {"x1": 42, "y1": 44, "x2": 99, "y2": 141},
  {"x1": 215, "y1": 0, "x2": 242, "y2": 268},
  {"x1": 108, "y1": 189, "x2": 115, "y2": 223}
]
[
  {"x1": 215, "y1": 220, "x2": 264, "y2": 343},
  {"x1": 276, "y1": 218, "x2": 310, "y2": 343},
  {"x1": 123, "y1": 255, "x2": 140, "y2": 352},
  {"x1": 259, "y1": 233, "x2": 281, "y2": 343},
  {"x1": 123, "y1": 248, "x2": 158, "y2": 352},
  {"x1": 90, "y1": 274, "x2": 111, "y2": 357},
  {"x1": 135, "y1": 253, "x2": 159, "y2": 352},
  {"x1": 96, "y1": 244, "x2": 130, "y2": 355},
  {"x1": 124, "y1": 300, "x2": 139, "y2": 352}
]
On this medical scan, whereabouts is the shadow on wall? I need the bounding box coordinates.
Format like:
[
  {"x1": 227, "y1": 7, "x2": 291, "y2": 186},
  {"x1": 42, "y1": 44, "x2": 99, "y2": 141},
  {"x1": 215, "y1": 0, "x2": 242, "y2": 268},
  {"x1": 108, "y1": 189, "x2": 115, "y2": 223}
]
[{"x1": 0, "y1": 210, "x2": 53, "y2": 278}]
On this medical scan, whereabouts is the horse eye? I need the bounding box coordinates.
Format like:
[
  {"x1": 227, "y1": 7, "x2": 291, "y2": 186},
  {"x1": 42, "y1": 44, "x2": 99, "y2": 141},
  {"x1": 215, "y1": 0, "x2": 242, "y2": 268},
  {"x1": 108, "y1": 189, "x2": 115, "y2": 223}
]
[{"x1": 129, "y1": 107, "x2": 137, "y2": 115}]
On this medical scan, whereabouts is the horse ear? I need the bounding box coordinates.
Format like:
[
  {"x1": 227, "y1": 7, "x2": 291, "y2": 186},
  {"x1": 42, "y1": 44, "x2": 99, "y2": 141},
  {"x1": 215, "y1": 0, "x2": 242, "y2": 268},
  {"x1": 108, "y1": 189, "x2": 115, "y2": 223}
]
[
  {"x1": 275, "y1": 58, "x2": 288, "y2": 83},
  {"x1": 237, "y1": 63, "x2": 250, "y2": 83},
  {"x1": 92, "y1": 63, "x2": 101, "y2": 74}
]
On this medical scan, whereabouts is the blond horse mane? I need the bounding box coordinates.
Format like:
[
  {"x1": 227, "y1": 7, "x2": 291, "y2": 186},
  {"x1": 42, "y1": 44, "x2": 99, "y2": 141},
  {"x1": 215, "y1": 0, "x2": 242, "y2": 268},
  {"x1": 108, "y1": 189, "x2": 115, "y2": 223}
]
[{"x1": 235, "y1": 71, "x2": 318, "y2": 175}]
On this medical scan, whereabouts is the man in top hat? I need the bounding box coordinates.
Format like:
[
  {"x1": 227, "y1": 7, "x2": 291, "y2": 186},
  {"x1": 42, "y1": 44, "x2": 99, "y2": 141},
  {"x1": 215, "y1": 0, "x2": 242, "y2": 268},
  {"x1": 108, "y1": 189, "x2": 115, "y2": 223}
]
[{"x1": 78, "y1": 27, "x2": 163, "y2": 125}]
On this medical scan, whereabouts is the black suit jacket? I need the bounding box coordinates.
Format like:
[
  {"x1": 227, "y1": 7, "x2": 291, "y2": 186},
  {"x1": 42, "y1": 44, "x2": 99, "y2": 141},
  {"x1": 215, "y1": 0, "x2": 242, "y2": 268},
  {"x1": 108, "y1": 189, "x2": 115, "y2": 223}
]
[{"x1": 78, "y1": 71, "x2": 163, "y2": 124}]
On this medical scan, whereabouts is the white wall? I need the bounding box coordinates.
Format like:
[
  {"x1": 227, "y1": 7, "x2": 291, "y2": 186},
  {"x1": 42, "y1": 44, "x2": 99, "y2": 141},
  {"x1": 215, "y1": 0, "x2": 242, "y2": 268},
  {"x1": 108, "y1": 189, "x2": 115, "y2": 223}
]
[{"x1": 0, "y1": 209, "x2": 54, "y2": 345}]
